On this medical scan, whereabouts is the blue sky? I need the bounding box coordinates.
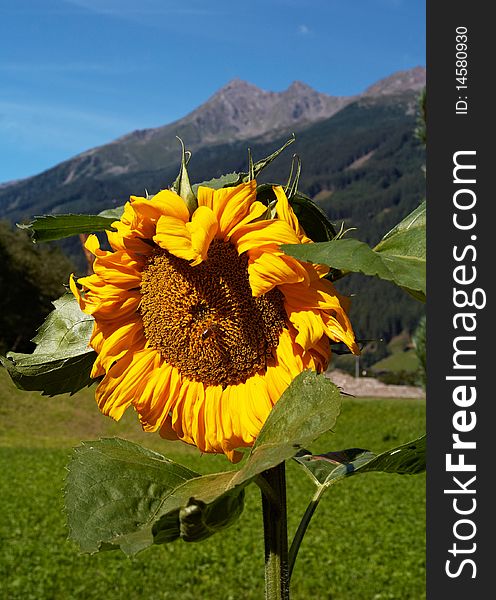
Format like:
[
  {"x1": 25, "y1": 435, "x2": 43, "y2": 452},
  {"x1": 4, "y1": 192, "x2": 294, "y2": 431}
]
[{"x1": 0, "y1": 0, "x2": 425, "y2": 183}]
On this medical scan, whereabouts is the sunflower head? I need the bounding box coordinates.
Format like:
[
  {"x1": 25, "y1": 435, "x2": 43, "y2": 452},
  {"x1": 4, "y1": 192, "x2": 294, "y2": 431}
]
[{"x1": 71, "y1": 181, "x2": 359, "y2": 462}]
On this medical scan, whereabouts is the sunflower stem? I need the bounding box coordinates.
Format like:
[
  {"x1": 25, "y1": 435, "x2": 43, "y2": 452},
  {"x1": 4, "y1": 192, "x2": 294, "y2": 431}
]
[
  {"x1": 288, "y1": 486, "x2": 325, "y2": 581},
  {"x1": 261, "y1": 462, "x2": 290, "y2": 600}
]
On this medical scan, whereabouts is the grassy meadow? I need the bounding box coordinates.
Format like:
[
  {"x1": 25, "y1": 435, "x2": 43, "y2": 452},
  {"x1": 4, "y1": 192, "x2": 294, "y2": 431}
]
[{"x1": 0, "y1": 367, "x2": 425, "y2": 599}]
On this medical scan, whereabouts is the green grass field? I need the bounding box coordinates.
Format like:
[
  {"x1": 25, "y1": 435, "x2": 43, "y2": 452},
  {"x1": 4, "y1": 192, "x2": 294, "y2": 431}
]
[
  {"x1": 0, "y1": 367, "x2": 425, "y2": 599},
  {"x1": 372, "y1": 349, "x2": 420, "y2": 374}
]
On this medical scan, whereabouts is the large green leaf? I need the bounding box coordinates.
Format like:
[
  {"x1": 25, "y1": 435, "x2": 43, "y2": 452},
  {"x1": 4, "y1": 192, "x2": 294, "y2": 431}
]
[
  {"x1": 65, "y1": 438, "x2": 208, "y2": 554},
  {"x1": 1, "y1": 293, "x2": 96, "y2": 395},
  {"x1": 282, "y1": 201, "x2": 426, "y2": 301},
  {"x1": 65, "y1": 371, "x2": 342, "y2": 555},
  {"x1": 149, "y1": 371, "x2": 341, "y2": 548},
  {"x1": 18, "y1": 214, "x2": 118, "y2": 242},
  {"x1": 294, "y1": 434, "x2": 426, "y2": 488}
]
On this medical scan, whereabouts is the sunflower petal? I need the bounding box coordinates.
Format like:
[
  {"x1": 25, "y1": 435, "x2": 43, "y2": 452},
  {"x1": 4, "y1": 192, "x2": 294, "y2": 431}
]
[
  {"x1": 273, "y1": 185, "x2": 312, "y2": 243},
  {"x1": 90, "y1": 317, "x2": 145, "y2": 377},
  {"x1": 247, "y1": 248, "x2": 309, "y2": 296},
  {"x1": 153, "y1": 206, "x2": 217, "y2": 266},
  {"x1": 95, "y1": 349, "x2": 157, "y2": 420},
  {"x1": 185, "y1": 206, "x2": 218, "y2": 264},
  {"x1": 287, "y1": 309, "x2": 326, "y2": 351},
  {"x1": 197, "y1": 180, "x2": 256, "y2": 238},
  {"x1": 137, "y1": 363, "x2": 181, "y2": 432},
  {"x1": 232, "y1": 219, "x2": 300, "y2": 254}
]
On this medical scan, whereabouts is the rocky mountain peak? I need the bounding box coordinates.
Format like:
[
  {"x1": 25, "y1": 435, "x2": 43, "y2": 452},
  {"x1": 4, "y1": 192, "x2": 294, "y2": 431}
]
[
  {"x1": 364, "y1": 66, "x2": 426, "y2": 96},
  {"x1": 285, "y1": 80, "x2": 316, "y2": 94},
  {"x1": 210, "y1": 78, "x2": 271, "y2": 100},
  {"x1": 183, "y1": 77, "x2": 349, "y2": 142}
]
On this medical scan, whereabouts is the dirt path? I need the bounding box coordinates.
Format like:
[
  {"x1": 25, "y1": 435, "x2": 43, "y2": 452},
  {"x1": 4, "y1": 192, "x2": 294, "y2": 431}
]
[{"x1": 326, "y1": 369, "x2": 425, "y2": 399}]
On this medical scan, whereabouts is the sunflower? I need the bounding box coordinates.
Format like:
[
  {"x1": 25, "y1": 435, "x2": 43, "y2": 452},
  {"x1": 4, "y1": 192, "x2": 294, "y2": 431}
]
[{"x1": 71, "y1": 181, "x2": 359, "y2": 462}]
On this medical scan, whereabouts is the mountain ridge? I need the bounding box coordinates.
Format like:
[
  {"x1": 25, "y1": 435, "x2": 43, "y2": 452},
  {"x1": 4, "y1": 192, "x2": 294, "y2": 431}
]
[{"x1": 0, "y1": 66, "x2": 425, "y2": 194}]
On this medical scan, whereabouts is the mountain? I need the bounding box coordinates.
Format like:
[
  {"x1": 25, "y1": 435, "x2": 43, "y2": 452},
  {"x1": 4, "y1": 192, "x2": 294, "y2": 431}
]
[
  {"x1": 364, "y1": 66, "x2": 426, "y2": 96},
  {"x1": 0, "y1": 67, "x2": 426, "y2": 354},
  {"x1": 0, "y1": 67, "x2": 424, "y2": 219}
]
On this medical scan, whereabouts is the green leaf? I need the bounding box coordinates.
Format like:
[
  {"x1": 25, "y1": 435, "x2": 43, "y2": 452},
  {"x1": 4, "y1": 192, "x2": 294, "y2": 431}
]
[
  {"x1": 98, "y1": 206, "x2": 125, "y2": 220},
  {"x1": 282, "y1": 202, "x2": 426, "y2": 301},
  {"x1": 150, "y1": 471, "x2": 245, "y2": 546},
  {"x1": 1, "y1": 293, "x2": 96, "y2": 395},
  {"x1": 377, "y1": 200, "x2": 426, "y2": 246},
  {"x1": 65, "y1": 371, "x2": 342, "y2": 555},
  {"x1": 248, "y1": 135, "x2": 295, "y2": 181},
  {"x1": 192, "y1": 172, "x2": 241, "y2": 194},
  {"x1": 294, "y1": 434, "x2": 426, "y2": 488},
  {"x1": 17, "y1": 214, "x2": 118, "y2": 242},
  {"x1": 65, "y1": 438, "x2": 203, "y2": 554},
  {"x1": 288, "y1": 434, "x2": 425, "y2": 577}
]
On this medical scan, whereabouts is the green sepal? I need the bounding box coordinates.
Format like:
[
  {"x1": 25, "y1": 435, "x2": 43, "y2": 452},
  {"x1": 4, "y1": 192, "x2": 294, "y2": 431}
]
[
  {"x1": 170, "y1": 137, "x2": 198, "y2": 214},
  {"x1": 290, "y1": 192, "x2": 338, "y2": 242},
  {"x1": 17, "y1": 214, "x2": 118, "y2": 242},
  {"x1": 192, "y1": 172, "x2": 241, "y2": 193},
  {"x1": 0, "y1": 293, "x2": 96, "y2": 396}
]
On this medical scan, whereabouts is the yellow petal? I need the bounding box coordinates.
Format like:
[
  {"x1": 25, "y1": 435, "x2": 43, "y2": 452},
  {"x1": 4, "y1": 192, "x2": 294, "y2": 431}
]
[
  {"x1": 95, "y1": 349, "x2": 157, "y2": 420},
  {"x1": 133, "y1": 189, "x2": 189, "y2": 223},
  {"x1": 243, "y1": 374, "x2": 273, "y2": 428},
  {"x1": 287, "y1": 309, "x2": 326, "y2": 351},
  {"x1": 153, "y1": 206, "x2": 217, "y2": 265},
  {"x1": 247, "y1": 248, "x2": 309, "y2": 296},
  {"x1": 197, "y1": 180, "x2": 256, "y2": 239},
  {"x1": 137, "y1": 363, "x2": 181, "y2": 432},
  {"x1": 84, "y1": 234, "x2": 110, "y2": 257},
  {"x1": 223, "y1": 382, "x2": 257, "y2": 445},
  {"x1": 273, "y1": 185, "x2": 312, "y2": 243},
  {"x1": 185, "y1": 206, "x2": 218, "y2": 265},
  {"x1": 323, "y1": 313, "x2": 360, "y2": 355},
  {"x1": 105, "y1": 191, "x2": 189, "y2": 252},
  {"x1": 91, "y1": 317, "x2": 145, "y2": 376},
  {"x1": 214, "y1": 387, "x2": 238, "y2": 453},
  {"x1": 280, "y1": 278, "x2": 347, "y2": 311},
  {"x1": 232, "y1": 219, "x2": 300, "y2": 254},
  {"x1": 227, "y1": 200, "x2": 268, "y2": 238}
]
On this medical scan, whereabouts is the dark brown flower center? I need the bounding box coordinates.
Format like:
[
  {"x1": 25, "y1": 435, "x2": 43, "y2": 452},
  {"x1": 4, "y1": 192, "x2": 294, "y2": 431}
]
[{"x1": 139, "y1": 241, "x2": 286, "y2": 386}]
